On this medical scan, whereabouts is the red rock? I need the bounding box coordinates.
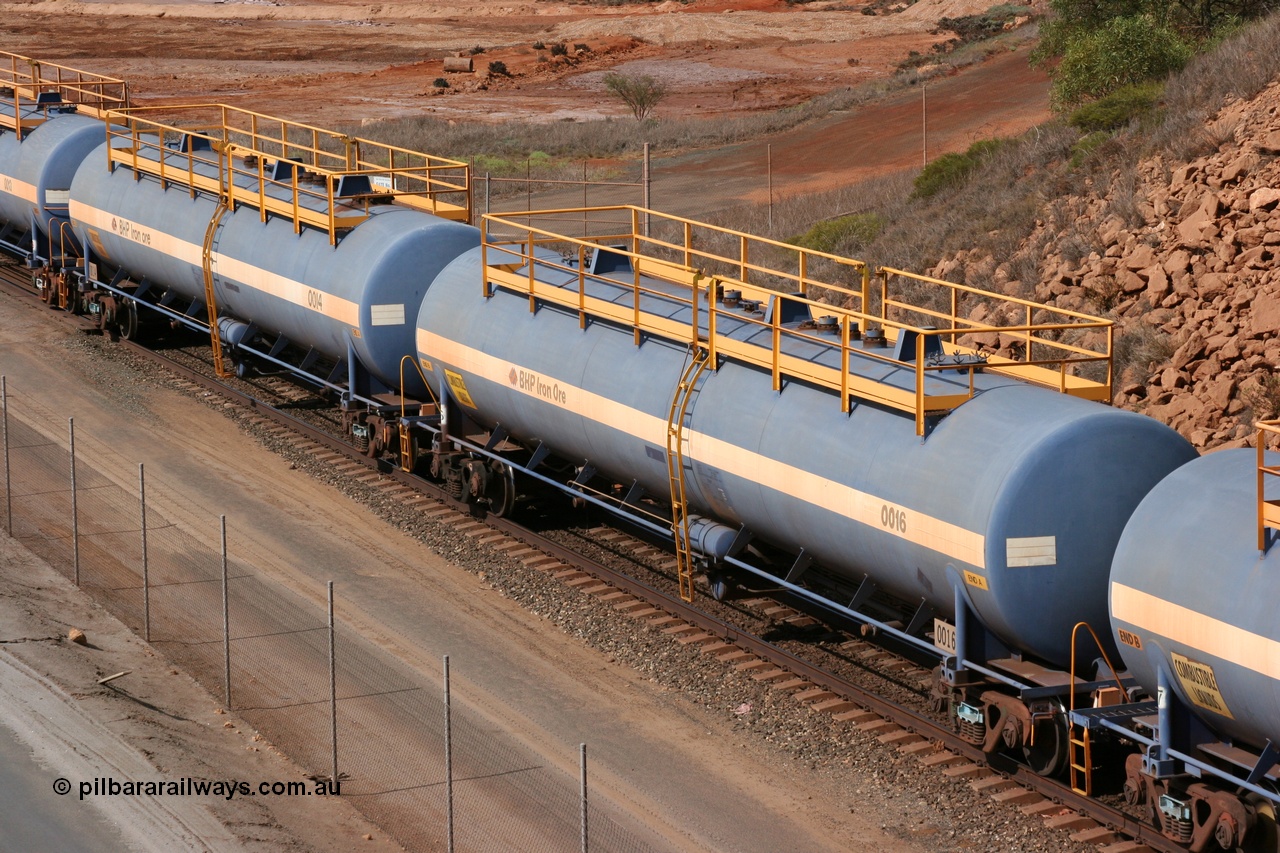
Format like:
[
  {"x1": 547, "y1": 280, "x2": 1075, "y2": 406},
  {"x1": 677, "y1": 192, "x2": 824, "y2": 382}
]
[
  {"x1": 1249, "y1": 188, "x2": 1280, "y2": 213},
  {"x1": 1221, "y1": 152, "x2": 1258, "y2": 183},
  {"x1": 1249, "y1": 291, "x2": 1280, "y2": 338},
  {"x1": 1208, "y1": 376, "x2": 1239, "y2": 409},
  {"x1": 1125, "y1": 244, "x2": 1157, "y2": 271},
  {"x1": 1159, "y1": 368, "x2": 1186, "y2": 390},
  {"x1": 1239, "y1": 245, "x2": 1272, "y2": 268},
  {"x1": 1171, "y1": 332, "x2": 1206, "y2": 369},
  {"x1": 1198, "y1": 272, "x2": 1230, "y2": 298},
  {"x1": 1259, "y1": 130, "x2": 1280, "y2": 154},
  {"x1": 1164, "y1": 249, "x2": 1192, "y2": 276},
  {"x1": 1170, "y1": 163, "x2": 1198, "y2": 191},
  {"x1": 1118, "y1": 268, "x2": 1146, "y2": 294}
]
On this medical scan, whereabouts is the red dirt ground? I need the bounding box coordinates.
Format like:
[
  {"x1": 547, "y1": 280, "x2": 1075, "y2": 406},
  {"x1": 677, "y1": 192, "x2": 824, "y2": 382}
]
[{"x1": 0, "y1": 0, "x2": 1052, "y2": 204}]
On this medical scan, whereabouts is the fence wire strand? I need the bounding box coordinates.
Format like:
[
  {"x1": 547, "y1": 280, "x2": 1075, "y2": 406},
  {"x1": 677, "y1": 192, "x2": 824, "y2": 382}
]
[{"x1": 0, "y1": 383, "x2": 654, "y2": 853}]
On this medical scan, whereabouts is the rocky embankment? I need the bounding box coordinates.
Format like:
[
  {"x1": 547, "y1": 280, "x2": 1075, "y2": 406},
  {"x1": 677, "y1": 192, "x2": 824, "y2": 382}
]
[{"x1": 933, "y1": 79, "x2": 1280, "y2": 450}]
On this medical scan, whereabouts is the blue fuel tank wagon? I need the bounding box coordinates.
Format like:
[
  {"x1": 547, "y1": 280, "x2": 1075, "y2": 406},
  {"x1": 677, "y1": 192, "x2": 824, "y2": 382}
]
[
  {"x1": 408, "y1": 207, "x2": 1195, "y2": 776},
  {"x1": 0, "y1": 53, "x2": 128, "y2": 274},
  {"x1": 1070, "y1": 440, "x2": 1280, "y2": 851}
]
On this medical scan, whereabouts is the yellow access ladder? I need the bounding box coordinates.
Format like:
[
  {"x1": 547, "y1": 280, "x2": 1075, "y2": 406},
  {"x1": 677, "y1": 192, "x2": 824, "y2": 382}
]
[
  {"x1": 1068, "y1": 620, "x2": 1126, "y2": 796},
  {"x1": 667, "y1": 347, "x2": 710, "y2": 603},
  {"x1": 201, "y1": 198, "x2": 231, "y2": 378},
  {"x1": 399, "y1": 423, "x2": 414, "y2": 472},
  {"x1": 1069, "y1": 724, "x2": 1093, "y2": 796}
]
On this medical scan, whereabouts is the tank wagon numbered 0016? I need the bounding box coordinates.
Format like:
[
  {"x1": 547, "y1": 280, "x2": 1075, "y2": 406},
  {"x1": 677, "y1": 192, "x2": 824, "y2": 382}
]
[{"x1": 2, "y1": 48, "x2": 1278, "y2": 853}]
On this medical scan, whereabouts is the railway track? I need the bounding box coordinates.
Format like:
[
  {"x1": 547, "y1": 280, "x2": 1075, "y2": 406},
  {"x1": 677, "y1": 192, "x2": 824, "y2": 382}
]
[{"x1": 0, "y1": 261, "x2": 1176, "y2": 853}]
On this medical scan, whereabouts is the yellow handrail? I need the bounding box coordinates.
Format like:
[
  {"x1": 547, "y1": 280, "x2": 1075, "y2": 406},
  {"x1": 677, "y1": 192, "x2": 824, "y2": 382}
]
[
  {"x1": 1257, "y1": 420, "x2": 1280, "y2": 552},
  {"x1": 481, "y1": 207, "x2": 1113, "y2": 434},
  {"x1": 101, "y1": 103, "x2": 471, "y2": 242},
  {"x1": 0, "y1": 50, "x2": 129, "y2": 138}
]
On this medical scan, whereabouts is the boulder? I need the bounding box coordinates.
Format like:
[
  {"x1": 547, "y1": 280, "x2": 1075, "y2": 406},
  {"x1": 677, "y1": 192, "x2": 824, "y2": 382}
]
[
  {"x1": 1125, "y1": 244, "x2": 1157, "y2": 271},
  {"x1": 1259, "y1": 129, "x2": 1280, "y2": 154},
  {"x1": 1164, "y1": 249, "x2": 1192, "y2": 276},
  {"x1": 1144, "y1": 266, "x2": 1171, "y2": 300},
  {"x1": 1249, "y1": 187, "x2": 1280, "y2": 213},
  {"x1": 1249, "y1": 291, "x2": 1280, "y2": 338},
  {"x1": 1197, "y1": 272, "x2": 1230, "y2": 299},
  {"x1": 1117, "y1": 268, "x2": 1146, "y2": 294}
]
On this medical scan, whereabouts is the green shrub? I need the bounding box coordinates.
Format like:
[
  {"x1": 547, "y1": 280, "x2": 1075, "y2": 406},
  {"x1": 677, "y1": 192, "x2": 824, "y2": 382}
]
[
  {"x1": 786, "y1": 213, "x2": 887, "y2": 253},
  {"x1": 487, "y1": 60, "x2": 509, "y2": 76},
  {"x1": 432, "y1": 78, "x2": 449, "y2": 89},
  {"x1": 1069, "y1": 130, "x2": 1113, "y2": 167},
  {"x1": 1067, "y1": 81, "x2": 1164, "y2": 131},
  {"x1": 1050, "y1": 16, "x2": 1192, "y2": 110},
  {"x1": 911, "y1": 138, "x2": 1006, "y2": 198}
]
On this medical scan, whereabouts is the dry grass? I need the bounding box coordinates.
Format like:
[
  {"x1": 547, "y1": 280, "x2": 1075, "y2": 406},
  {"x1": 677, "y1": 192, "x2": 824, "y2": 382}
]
[
  {"x1": 354, "y1": 81, "x2": 899, "y2": 173},
  {"x1": 1150, "y1": 12, "x2": 1280, "y2": 159},
  {"x1": 1241, "y1": 372, "x2": 1280, "y2": 422},
  {"x1": 1113, "y1": 322, "x2": 1174, "y2": 385}
]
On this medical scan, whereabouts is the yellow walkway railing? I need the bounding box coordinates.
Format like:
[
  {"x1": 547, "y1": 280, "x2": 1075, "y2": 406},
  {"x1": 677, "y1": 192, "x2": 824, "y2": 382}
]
[
  {"x1": 103, "y1": 104, "x2": 471, "y2": 243},
  {"x1": 481, "y1": 206, "x2": 1113, "y2": 435},
  {"x1": 0, "y1": 50, "x2": 130, "y2": 138},
  {"x1": 1257, "y1": 420, "x2": 1280, "y2": 552}
]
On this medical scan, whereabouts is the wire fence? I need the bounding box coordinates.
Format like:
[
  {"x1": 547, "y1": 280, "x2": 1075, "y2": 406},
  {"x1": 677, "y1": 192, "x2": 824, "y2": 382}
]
[
  {"x1": 0, "y1": 377, "x2": 656, "y2": 853},
  {"x1": 472, "y1": 142, "x2": 827, "y2": 248}
]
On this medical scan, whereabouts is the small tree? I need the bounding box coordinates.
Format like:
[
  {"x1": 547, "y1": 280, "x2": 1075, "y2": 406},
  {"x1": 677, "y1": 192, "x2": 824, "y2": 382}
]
[
  {"x1": 1049, "y1": 15, "x2": 1191, "y2": 109},
  {"x1": 603, "y1": 72, "x2": 667, "y2": 121}
]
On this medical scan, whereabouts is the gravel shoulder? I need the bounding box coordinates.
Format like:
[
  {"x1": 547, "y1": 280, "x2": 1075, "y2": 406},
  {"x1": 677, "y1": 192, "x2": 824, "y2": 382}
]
[{"x1": 0, "y1": 536, "x2": 402, "y2": 853}]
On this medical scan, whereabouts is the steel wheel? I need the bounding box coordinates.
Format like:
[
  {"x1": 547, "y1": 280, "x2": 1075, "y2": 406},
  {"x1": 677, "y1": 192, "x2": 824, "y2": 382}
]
[
  {"x1": 488, "y1": 463, "x2": 516, "y2": 518},
  {"x1": 117, "y1": 302, "x2": 140, "y2": 342},
  {"x1": 1243, "y1": 794, "x2": 1280, "y2": 853},
  {"x1": 1022, "y1": 714, "x2": 1069, "y2": 777}
]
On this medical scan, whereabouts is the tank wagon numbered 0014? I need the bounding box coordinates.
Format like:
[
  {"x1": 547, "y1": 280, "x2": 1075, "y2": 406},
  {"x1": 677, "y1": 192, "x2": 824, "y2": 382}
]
[{"x1": 2, "y1": 48, "x2": 1278, "y2": 853}]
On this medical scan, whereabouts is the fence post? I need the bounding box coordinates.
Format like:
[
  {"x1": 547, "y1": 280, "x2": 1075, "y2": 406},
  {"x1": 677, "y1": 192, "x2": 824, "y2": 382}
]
[
  {"x1": 140, "y1": 463, "x2": 149, "y2": 642},
  {"x1": 328, "y1": 580, "x2": 338, "y2": 788},
  {"x1": 221, "y1": 515, "x2": 231, "y2": 709},
  {"x1": 580, "y1": 742, "x2": 588, "y2": 853},
  {"x1": 2, "y1": 376, "x2": 10, "y2": 537},
  {"x1": 444, "y1": 654, "x2": 455, "y2": 853},
  {"x1": 69, "y1": 417, "x2": 79, "y2": 586},
  {"x1": 485, "y1": 173, "x2": 490, "y2": 218}
]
